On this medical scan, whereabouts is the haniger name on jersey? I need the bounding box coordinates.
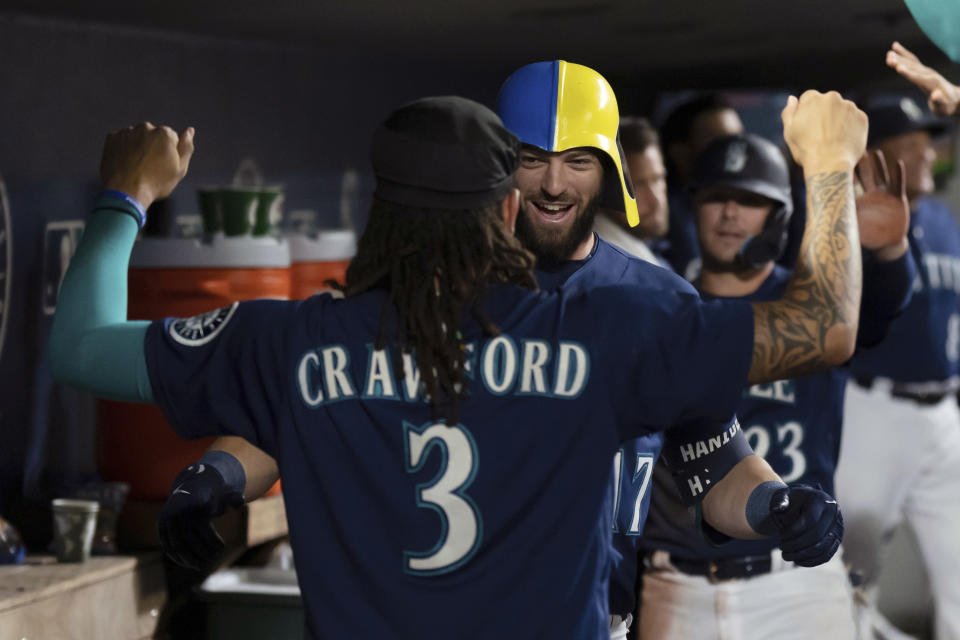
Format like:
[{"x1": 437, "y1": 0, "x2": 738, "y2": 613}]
[
  {"x1": 296, "y1": 337, "x2": 590, "y2": 407},
  {"x1": 675, "y1": 419, "x2": 743, "y2": 464}
]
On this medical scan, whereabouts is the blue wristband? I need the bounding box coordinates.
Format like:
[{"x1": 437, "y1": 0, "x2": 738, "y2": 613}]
[
  {"x1": 745, "y1": 480, "x2": 789, "y2": 536},
  {"x1": 198, "y1": 450, "x2": 247, "y2": 498},
  {"x1": 101, "y1": 189, "x2": 147, "y2": 229}
]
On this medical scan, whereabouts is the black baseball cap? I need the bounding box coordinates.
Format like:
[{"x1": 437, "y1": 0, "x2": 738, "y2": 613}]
[
  {"x1": 372, "y1": 96, "x2": 520, "y2": 210},
  {"x1": 865, "y1": 96, "x2": 950, "y2": 146}
]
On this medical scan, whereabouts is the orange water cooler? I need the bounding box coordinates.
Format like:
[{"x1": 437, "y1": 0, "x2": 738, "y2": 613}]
[
  {"x1": 287, "y1": 229, "x2": 356, "y2": 299},
  {"x1": 97, "y1": 235, "x2": 291, "y2": 500}
]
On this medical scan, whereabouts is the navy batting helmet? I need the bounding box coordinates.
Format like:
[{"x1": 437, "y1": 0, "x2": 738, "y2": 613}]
[{"x1": 691, "y1": 134, "x2": 793, "y2": 268}]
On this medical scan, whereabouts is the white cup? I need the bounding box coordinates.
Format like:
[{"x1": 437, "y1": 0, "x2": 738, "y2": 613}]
[{"x1": 51, "y1": 498, "x2": 99, "y2": 563}]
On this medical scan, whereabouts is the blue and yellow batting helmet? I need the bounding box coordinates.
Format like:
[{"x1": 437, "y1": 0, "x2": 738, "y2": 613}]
[{"x1": 495, "y1": 60, "x2": 639, "y2": 227}]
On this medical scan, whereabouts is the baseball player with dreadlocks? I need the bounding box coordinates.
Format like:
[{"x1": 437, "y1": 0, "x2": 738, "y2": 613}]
[
  {"x1": 155, "y1": 64, "x2": 739, "y2": 640},
  {"x1": 51, "y1": 86, "x2": 868, "y2": 638},
  {"x1": 637, "y1": 132, "x2": 914, "y2": 639}
]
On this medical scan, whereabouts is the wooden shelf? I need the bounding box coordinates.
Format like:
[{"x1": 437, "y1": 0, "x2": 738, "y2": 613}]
[{"x1": 0, "y1": 553, "x2": 166, "y2": 640}]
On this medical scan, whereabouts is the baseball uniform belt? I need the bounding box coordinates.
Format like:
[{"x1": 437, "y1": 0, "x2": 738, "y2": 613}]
[
  {"x1": 668, "y1": 553, "x2": 773, "y2": 582},
  {"x1": 854, "y1": 376, "x2": 950, "y2": 406}
]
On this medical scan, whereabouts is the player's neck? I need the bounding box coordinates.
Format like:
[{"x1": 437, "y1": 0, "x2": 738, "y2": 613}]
[
  {"x1": 568, "y1": 231, "x2": 596, "y2": 261},
  {"x1": 699, "y1": 261, "x2": 774, "y2": 298}
]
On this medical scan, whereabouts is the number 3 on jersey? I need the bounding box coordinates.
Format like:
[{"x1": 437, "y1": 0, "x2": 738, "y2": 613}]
[{"x1": 403, "y1": 422, "x2": 482, "y2": 576}]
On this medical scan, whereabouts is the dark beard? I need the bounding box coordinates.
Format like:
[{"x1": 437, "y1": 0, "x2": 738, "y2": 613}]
[{"x1": 515, "y1": 195, "x2": 601, "y2": 264}]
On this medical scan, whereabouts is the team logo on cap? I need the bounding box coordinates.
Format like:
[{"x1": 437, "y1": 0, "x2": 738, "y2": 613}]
[
  {"x1": 724, "y1": 140, "x2": 749, "y2": 173},
  {"x1": 169, "y1": 302, "x2": 238, "y2": 346},
  {"x1": 901, "y1": 97, "x2": 924, "y2": 122}
]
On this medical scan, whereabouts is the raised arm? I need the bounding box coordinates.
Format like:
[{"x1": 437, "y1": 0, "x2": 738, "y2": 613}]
[
  {"x1": 887, "y1": 41, "x2": 960, "y2": 117},
  {"x1": 48, "y1": 123, "x2": 194, "y2": 399},
  {"x1": 854, "y1": 150, "x2": 915, "y2": 349},
  {"x1": 748, "y1": 91, "x2": 866, "y2": 383}
]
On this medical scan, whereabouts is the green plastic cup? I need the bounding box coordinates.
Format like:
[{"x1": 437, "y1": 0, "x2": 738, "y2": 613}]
[
  {"x1": 220, "y1": 188, "x2": 261, "y2": 236},
  {"x1": 254, "y1": 187, "x2": 284, "y2": 237},
  {"x1": 197, "y1": 188, "x2": 223, "y2": 234}
]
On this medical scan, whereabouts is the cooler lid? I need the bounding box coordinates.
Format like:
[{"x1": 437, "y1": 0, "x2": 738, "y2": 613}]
[{"x1": 287, "y1": 229, "x2": 357, "y2": 262}]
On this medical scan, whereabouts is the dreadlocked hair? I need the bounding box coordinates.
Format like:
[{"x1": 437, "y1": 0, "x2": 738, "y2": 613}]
[{"x1": 338, "y1": 197, "x2": 538, "y2": 425}]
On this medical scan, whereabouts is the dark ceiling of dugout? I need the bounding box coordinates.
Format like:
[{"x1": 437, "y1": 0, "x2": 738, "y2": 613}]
[{"x1": 0, "y1": 0, "x2": 948, "y2": 92}]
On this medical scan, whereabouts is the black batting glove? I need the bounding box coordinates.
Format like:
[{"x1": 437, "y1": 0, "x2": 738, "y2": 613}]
[
  {"x1": 770, "y1": 483, "x2": 844, "y2": 567},
  {"x1": 158, "y1": 458, "x2": 244, "y2": 571}
]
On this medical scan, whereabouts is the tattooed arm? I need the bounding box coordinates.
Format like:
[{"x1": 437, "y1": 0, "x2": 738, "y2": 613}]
[{"x1": 748, "y1": 91, "x2": 867, "y2": 384}]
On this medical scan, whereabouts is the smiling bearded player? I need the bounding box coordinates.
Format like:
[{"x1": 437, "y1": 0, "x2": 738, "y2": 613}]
[{"x1": 495, "y1": 63, "x2": 849, "y2": 640}]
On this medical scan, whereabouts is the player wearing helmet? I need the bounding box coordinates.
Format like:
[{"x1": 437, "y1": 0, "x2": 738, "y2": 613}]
[
  {"x1": 660, "y1": 94, "x2": 745, "y2": 279},
  {"x1": 498, "y1": 61, "x2": 742, "y2": 640},
  {"x1": 637, "y1": 133, "x2": 914, "y2": 639}
]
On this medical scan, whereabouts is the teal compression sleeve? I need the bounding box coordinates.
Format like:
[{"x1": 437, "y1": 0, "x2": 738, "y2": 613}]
[{"x1": 48, "y1": 195, "x2": 155, "y2": 402}]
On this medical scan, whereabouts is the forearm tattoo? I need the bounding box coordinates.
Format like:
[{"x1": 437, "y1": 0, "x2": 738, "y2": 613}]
[{"x1": 748, "y1": 171, "x2": 861, "y2": 383}]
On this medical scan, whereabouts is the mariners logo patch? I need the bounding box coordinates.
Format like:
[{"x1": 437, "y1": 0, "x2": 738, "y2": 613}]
[
  {"x1": 169, "y1": 302, "x2": 239, "y2": 346},
  {"x1": 724, "y1": 140, "x2": 748, "y2": 173}
]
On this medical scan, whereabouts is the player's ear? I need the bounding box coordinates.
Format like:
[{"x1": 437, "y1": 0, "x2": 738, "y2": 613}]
[{"x1": 500, "y1": 188, "x2": 520, "y2": 234}]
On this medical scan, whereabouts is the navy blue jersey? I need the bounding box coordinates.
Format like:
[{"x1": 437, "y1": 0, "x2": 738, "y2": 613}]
[
  {"x1": 565, "y1": 240, "x2": 748, "y2": 618},
  {"x1": 852, "y1": 197, "x2": 960, "y2": 385},
  {"x1": 545, "y1": 238, "x2": 744, "y2": 619},
  {"x1": 608, "y1": 438, "x2": 662, "y2": 616},
  {"x1": 643, "y1": 254, "x2": 913, "y2": 561},
  {"x1": 144, "y1": 265, "x2": 753, "y2": 639}
]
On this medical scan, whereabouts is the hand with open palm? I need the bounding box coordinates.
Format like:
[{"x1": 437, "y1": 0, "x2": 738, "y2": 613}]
[{"x1": 855, "y1": 149, "x2": 910, "y2": 261}]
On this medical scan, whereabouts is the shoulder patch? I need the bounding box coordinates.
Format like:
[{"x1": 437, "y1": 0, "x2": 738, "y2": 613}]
[{"x1": 169, "y1": 302, "x2": 239, "y2": 346}]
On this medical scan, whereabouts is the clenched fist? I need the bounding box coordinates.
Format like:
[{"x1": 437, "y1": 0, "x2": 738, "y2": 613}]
[
  {"x1": 100, "y1": 122, "x2": 195, "y2": 209},
  {"x1": 781, "y1": 91, "x2": 868, "y2": 173},
  {"x1": 771, "y1": 483, "x2": 844, "y2": 567},
  {"x1": 158, "y1": 459, "x2": 244, "y2": 571}
]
